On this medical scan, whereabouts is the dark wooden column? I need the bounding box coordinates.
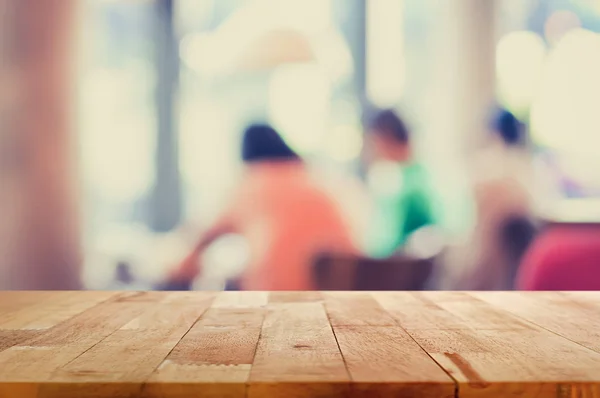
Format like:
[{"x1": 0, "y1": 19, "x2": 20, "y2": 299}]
[{"x1": 0, "y1": 0, "x2": 82, "y2": 289}]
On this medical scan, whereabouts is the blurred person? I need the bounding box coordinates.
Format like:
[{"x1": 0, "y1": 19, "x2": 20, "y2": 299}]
[
  {"x1": 443, "y1": 108, "x2": 537, "y2": 290},
  {"x1": 517, "y1": 225, "x2": 600, "y2": 290},
  {"x1": 157, "y1": 124, "x2": 357, "y2": 291},
  {"x1": 363, "y1": 109, "x2": 438, "y2": 259}
]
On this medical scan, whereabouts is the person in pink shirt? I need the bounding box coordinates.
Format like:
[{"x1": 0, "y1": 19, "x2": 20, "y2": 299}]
[
  {"x1": 517, "y1": 225, "x2": 600, "y2": 291},
  {"x1": 159, "y1": 124, "x2": 357, "y2": 291}
]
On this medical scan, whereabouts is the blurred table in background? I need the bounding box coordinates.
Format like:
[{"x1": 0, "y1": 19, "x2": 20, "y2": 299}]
[{"x1": 1, "y1": 291, "x2": 600, "y2": 397}]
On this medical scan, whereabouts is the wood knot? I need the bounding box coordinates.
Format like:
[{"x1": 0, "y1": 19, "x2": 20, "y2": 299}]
[
  {"x1": 444, "y1": 352, "x2": 490, "y2": 389},
  {"x1": 293, "y1": 344, "x2": 311, "y2": 349}
]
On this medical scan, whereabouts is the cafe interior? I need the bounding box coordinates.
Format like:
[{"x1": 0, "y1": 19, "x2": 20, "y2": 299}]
[{"x1": 1, "y1": 0, "x2": 600, "y2": 292}]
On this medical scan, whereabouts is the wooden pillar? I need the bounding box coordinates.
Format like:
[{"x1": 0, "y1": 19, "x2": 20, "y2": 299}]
[{"x1": 0, "y1": 0, "x2": 82, "y2": 289}]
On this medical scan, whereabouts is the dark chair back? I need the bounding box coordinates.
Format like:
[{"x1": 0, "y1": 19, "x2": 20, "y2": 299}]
[
  {"x1": 499, "y1": 215, "x2": 538, "y2": 289},
  {"x1": 313, "y1": 253, "x2": 435, "y2": 291}
]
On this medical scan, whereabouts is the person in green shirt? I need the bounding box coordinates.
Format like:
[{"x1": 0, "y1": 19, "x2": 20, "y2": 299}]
[{"x1": 363, "y1": 109, "x2": 437, "y2": 258}]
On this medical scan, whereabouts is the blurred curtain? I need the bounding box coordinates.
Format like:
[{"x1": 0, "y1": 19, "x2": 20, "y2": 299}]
[{"x1": 0, "y1": 0, "x2": 82, "y2": 289}]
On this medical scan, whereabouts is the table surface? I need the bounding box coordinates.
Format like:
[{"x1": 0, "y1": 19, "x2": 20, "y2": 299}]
[{"x1": 1, "y1": 291, "x2": 600, "y2": 398}]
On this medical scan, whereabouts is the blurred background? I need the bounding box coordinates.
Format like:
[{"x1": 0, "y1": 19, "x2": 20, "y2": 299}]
[{"x1": 2, "y1": 0, "x2": 600, "y2": 291}]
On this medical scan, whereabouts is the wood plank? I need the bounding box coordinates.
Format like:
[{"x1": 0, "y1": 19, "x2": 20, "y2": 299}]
[
  {"x1": 162, "y1": 307, "x2": 265, "y2": 366},
  {"x1": 144, "y1": 293, "x2": 266, "y2": 398},
  {"x1": 374, "y1": 292, "x2": 531, "y2": 330},
  {"x1": 323, "y1": 292, "x2": 396, "y2": 326},
  {"x1": 0, "y1": 292, "x2": 82, "y2": 329},
  {"x1": 248, "y1": 302, "x2": 350, "y2": 398},
  {"x1": 212, "y1": 291, "x2": 269, "y2": 308},
  {"x1": 561, "y1": 291, "x2": 600, "y2": 310},
  {"x1": 144, "y1": 363, "x2": 252, "y2": 398},
  {"x1": 0, "y1": 292, "x2": 160, "y2": 387},
  {"x1": 0, "y1": 330, "x2": 41, "y2": 352},
  {"x1": 402, "y1": 294, "x2": 600, "y2": 398},
  {"x1": 23, "y1": 293, "x2": 160, "y2": 347},
  {"x1": 165, "y1": 320, "x2": 261, "y2": 366},
  {"x1": 2, "y1": 291, "x2": 600, "y2": 398},
  {"x1": 114, "y1": 291, "x2": 170, "y2": 302},
  {"x1": 269, "y1": 291, "x2": 322, "y2": 303},
  {"x1": 195, "y1": 308, "x2": 265, "y2": 329},
  {"x1": 374, "y1": 292, "x2": 472, "y2": 330},
  {"x1": 39, "y1": 292, "x2": 215, "y2": 398},
  {"x1": 471, "y1": 291, "x2": 600, "y2": 353},
  {"x1": 0, "y1": 291, "x2": 117, "y2": 330},
  {"x1": 333, "y1": 326, "x2": 455, "y2": 397},
  {"x1": 0, "y1": 292, "x2": 61, "y2": 312}
]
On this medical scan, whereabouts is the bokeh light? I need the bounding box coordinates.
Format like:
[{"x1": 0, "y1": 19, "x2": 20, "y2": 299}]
[
  {"x1": 496, "y1": 31, "x2": 546, "y2": 115},
  {"x1": 366, "y1": 0, "x2": 405, "y2": 108},
  {"x1": 531, "y1": 28, "x2": 600, "y2": 156},
  {"x1": 268, "y1": 65, "x2": 331, "y2": 155},
  {"x1": 544, "y1": 10, "x2": 582, "y2": 46},
  {"x1": 325, "y1": 124, "x2": 363, "y2": 162}
]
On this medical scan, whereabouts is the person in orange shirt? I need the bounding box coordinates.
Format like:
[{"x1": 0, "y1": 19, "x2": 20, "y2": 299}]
[{"x1": 158, "y1": 124, "x2": 357, "y2": 291}]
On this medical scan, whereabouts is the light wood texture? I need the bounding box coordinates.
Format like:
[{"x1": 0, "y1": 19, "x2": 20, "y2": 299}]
[
  {"x1": 471, "y1": 291, "x2": 600, "y2": 353},
  {"x1": 323, "y1": 292, "x2": 396, "y2": 326},
  {"x1": 248, "y1": 302, "x2": 350, "y2": 398},
  {"x1": 376, "y1": 292, "x2": 600, "y2": 398},
  {"x1": 1, "y1": 292, "x2": 600, "y2": 397},
  {"x1": 145, "y1": 293, "x2": 266, "y2": 398},
  {"x1": 333, "y1": 326, "x2": 455, "y2": 397}
]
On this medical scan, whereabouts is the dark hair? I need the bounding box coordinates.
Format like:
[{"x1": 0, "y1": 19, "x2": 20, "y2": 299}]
[
  {"x1": 368, "y1": 109, "x2": 410, "y2": 144},
  {"x1": 241, "y1": 124, "x2": 300, "y2": 163},
  {"x1": 491, "y1": 109, "x2": 524, "y2": 146}
]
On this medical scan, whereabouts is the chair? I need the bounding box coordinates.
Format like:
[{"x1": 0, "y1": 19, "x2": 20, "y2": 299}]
[
  {"x1": 499, "y1": 215, "x2": 538, "y2": 289},
  {"x1": 312, "y1": 252, "x2": 436, "y2": 291}
]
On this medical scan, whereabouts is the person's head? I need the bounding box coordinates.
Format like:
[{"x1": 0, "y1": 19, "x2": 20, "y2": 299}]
[
  {"x1": 366, "y1": 109, "x2": 412, "y2": 162},
  {"x1": 490, "y1": 109, "x2": 525, "y2": 147},
  {"x1": 241, "y1": 123, "x2": 300, "y2": 164}
]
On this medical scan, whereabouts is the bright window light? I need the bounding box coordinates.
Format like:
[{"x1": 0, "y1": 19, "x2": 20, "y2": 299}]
[
  {"x1": 496, "y1": 31, "x2": 546, "y2": 115},
  {"x1": 531, "y1": 29, "x2": 600, "y2": 157},
  {"x1": 268, "y1": 65, "x2": 331, "y2": 155},
  {"x1": 366, "y1": 0, "x2": 405, "y2": 108}
]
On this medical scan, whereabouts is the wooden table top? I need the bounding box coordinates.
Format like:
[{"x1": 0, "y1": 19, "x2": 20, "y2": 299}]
[{"x1": 1, "y1": 291, "x2": 600, "y2": 398}]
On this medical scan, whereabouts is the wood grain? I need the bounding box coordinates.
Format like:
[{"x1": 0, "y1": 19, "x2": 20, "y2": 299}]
[
  {"x1": 268, "y1": 291, "x2": 323, "y2": 303},
  {"x1": 212, "y1": 291, "x2": 269, "y2": 308},
  {"x1": 144, "y1": 292, "x2": 265, "y2": 398},
  {"x1": 471, "y1": 291, "x2": 600, "y2": 353},
  {"x1": 0, "y1": 296, "x2": 153, "y2": 398},
  {"x1": 0, "y1": 292, "x2": 212, "y2": 398},
  {"x1": 46, "y1": 292, "x2": 215, "y2": 398},
  {"x1": 1, "y1": 291, "x2": 600, "y2": 398},
  {"x1": 0, "y1": 330, "x2": 41, "y2": 352},
  {"x1": 248, "y1": 302, "x2": 350, "y2": 398},
  {"x1": 561, "y1": 291, "x2": 600, "y2": 311},
  {"x1": 0, "y1": 291, "x2": 116, "y2": 330},
  {"x1": 401, "y1": 293, "x2": 600, "y2": 397},
  {"x1": 374, "y1": 291, "x2": 531, "y2": 330},
  {"x1": 333, "y1": 326, "x2": 455, "y2": 397},
  {"x1": 323, "y1": 292, "x2": 396, "y2": 326},
  {"x1": 412, "y1": 327, "x2": 600, "y2": 397},
  {"x1": 0, "y1": 292, "x2": 62, "y2": 313}
]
